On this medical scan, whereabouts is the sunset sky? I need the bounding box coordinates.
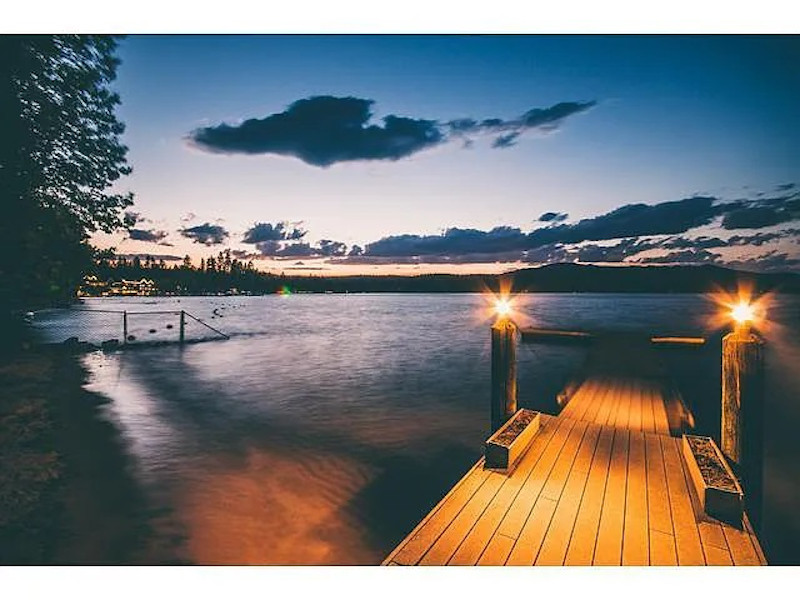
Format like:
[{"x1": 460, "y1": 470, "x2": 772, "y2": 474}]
[{"x1": 95, "y1": 35, "x2": 800, "y2": 275}]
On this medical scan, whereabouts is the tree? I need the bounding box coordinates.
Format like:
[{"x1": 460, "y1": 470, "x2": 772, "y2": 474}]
[{"x1": 0, "y1": 35, "x2": 133, "y2": 315}]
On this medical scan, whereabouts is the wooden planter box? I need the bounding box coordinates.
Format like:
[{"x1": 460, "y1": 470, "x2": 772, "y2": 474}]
[
  {"x1": 485, "y1": 409, "x2": 541, "y2": 471},
  {"x1": 681, "y1": 434, "x2": 744, "y2": 524}
]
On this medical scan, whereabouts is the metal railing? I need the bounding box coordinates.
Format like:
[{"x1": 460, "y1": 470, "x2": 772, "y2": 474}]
[{"x1": 28, "y1": 307, "x2": 229, "y2": 347}]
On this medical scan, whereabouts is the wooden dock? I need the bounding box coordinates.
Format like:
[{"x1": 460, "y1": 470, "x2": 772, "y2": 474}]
[{"x1": 383, "y1": 335, "x2": 766, "y2": 566}]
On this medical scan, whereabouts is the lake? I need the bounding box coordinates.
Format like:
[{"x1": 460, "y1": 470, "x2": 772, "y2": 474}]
[{"x1": 32, "y1": 293, "x2": 800, "y2": 564}]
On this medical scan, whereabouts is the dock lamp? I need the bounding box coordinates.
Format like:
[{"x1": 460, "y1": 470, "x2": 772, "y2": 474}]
[
  {"x1": 731, "y1": 301, "x2": 755, "y2": 338},
  {"x1": 491, "y1": 295, "x2": 517, "y2": 432},
  {"x1": 494, "y1": 297, "x2": 513, "y2": 321}
]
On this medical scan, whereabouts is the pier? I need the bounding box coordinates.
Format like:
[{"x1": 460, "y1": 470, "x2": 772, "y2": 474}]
[{"x1": 383, "y1": 317, "x2": 767, "y2": 566}]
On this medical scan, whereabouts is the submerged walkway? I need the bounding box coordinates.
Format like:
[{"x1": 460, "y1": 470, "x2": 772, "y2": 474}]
[{"x1": 383, "y1": 336, "x2": 766, "y2": 566}]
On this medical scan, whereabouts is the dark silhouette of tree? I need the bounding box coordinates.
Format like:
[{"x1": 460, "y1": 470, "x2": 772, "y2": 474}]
[{"x1": 0, "y1": 35, "x2": 132, "y2": 319}]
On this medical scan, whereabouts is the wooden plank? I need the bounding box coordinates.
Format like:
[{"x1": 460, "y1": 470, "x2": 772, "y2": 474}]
[
  {"x1": 613, "y1": 379, "x2": 633, "y2": 430},
  {"x1": 592, "y1": 379, "x2": 616, "y2": 427},
  {"x1": 721, "y1": 522, "x2": 762, "y2": 566},
  {"x1": 447, "y1": 416, "x2": 563, "y2": 565},
  {"x1": 389, "y1": 461, "x2": 491, "y2": 565},
  {"x1": 652, "y1": 386, "x2": 671, "y2": 434},
  {"x1": 603, "y1": 378, "x2": 625, "y2": 427},
  {"x1": 564, "y1": 426, "x2": 614, "y2": 565},
  {"x1": 661, "y1": 436, "x2": 705, "y2": 565},
  {"x1": 535, "y1": 426, "x2": 601, "y2": 565},
  {"x1": 622, "y1": 430, "x2": 649, "y2": 565},
  {"x1": 649, "y1": 530, "x2": 677, "y2": 565},
  {"x1": 561, "y1": 379, "x2": 593, "y2": 420},
  {"x1": 627, "y1": 380, "x2": 644, "y2": 432},
  {"x1": 585, "y1": 379, "x2": 611, "y2": 426},
  {"x1": 645, "y1": 433, "x2": 673, "y2": 536},
  {"x1": 743, "y1": 514, "x2": 768, "y2": 565},
  {"x1": 493, "y1": 418, "x2": 578, "y2": 540},
  {"x1": 566, "y1": 378, "x2": 598, "y2": 422},
  {"x1": 704, "y1": 544, "x2": 734, "y2": 566},
  {"x1": 641, "y1": 383, "x2": 656, "y2": 434},
  {"x1": 505, "y1": 497, "x2": 558, "y2": 565},
  {"x1": 477, "y1": 534, "x2": 515, "y2": 566},
  {"x1": 419, "y1": 472, "x2": 506, "y2": 565},
  {"x1": 541, "y1": 420, "x2": 589, "y2": 501},
  {"x1": 593, "y1": 429, "x2": 630, "y2": 565}
]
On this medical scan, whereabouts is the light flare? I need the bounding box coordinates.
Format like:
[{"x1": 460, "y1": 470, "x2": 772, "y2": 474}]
[{"x1": 706, "y1": 280, "x2": 772, "y2": 336}]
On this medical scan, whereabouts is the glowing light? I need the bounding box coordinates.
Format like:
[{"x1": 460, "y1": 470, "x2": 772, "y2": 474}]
[
  {"x1": 731, "y1": 301, "x2": 755, "y2": 325},
  {"x1": 495, "y1": 298, "x2": 512, "y2": 318}
]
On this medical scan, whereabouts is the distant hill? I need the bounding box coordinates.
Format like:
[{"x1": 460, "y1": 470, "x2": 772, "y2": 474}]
[
  {"x1": 502, "y1": 263, "x2": 800, "y2": 294},
  {"x1": 89, "y1": 259, "x2": 800, "y2": 296}
]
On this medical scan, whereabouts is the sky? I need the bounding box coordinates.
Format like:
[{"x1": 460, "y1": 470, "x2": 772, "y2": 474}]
[{"x1": 94, "y1": 35, "x2": 800, "y2": 275}]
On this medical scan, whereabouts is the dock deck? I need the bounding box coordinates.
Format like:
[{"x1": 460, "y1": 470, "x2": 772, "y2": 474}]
[{"x1": 383, "y1": 336, "x2": 766, "y2": 566}]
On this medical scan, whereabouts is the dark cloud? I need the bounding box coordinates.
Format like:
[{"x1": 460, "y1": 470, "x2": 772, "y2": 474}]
[
  {"x1": 230, "y1": 249, "x2": 261, "y2": 260},
  {"x1": 179, "y1": 223, "x2": 229, "y2": 246},
  {"x1": 538, "y1": 212, "x2": 568, "y2": 223},
  {"x1": 254, "y1": 239, "x2": 349, "y2": 259},
  {"x1": 777, "y1": 183, "x2": 796, "y2": 192},
  {"x1": 360, "y1": 197, "x2": 719, "y2": 261},
  {"x1": 574, "y1": 238, "x2": 657, "y2": 263},
  {"x1": 725, "y1": 251, "x2": 800, "y2": 273},
  {"x1": 636, "y1": 249, "x2": 722, "y2": 265},
  {"x1": 188, "y1": 95, "x2": 595, "y2": 167},
  {"x1": 317, "y1": 239, "x2": 347, "y2": 257},
  {"x1": 720, "y1": 193, "x2": 800, "y2": 229},
  {"x1": 662, "y1": 235, "x2": 727, "y2": 250},
  {"x1": 365, "y1": 226, "x2": 527, "y2": 257},
  {"x1": 242, "y1": 221, "x2": 306, "y2": 244},
  {"x1": 129, "y1": 228, "x2": 169, "y2": 244},
  {"x1": 527, "y1": 196, "x2": 721, "y2": 247}
]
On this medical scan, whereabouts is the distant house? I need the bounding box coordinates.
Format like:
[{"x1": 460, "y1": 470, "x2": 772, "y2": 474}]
[{"x1": 79, "y1": 276, "x2": 158, "y2": 297}]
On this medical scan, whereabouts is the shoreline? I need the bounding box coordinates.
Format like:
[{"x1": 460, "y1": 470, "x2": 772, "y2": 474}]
[{"x1": 0, "y1": 344, "x2": 163, "y2": 564}]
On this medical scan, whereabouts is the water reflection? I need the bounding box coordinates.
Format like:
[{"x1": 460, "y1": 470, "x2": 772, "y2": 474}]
[{"x1": 68, "y1": 293, "x2": 800, "y2": 564}]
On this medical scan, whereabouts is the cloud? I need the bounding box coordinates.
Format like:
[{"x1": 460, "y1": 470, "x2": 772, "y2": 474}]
[
  {"x1": 188, "y1": 95, "x2": 595, "y2": 167},
  {"x1": 129, "y1": 228, "x2": 170, "y2": 244},
  {"x1": 230, "y1": 249, "x2": 261, "y2": 260},
  {"x1": 574, "y1": 238, "x2": 657, "y2": 262},
  {"x1": 317, "y1": 239, "x2": 347, "y2": 257},
  {"x1": 253, "y1": 239, "x2": 349, "y2": 258},
  {"x1": 725, "y1": 251, "x2": 800, "y2": 273},
  {"x1": 720, "y1": 193, "x2": 800, "y2": 229},
  {"x1": 538, "y1": 212, "x2": 568, "y2": 223},
  {"x1": 636, "y1": 249, "x2": 722, "y2": 265},
  {"x1": 358, "y1": 196, "x2": 720, "y2": 261},
  {"x1": 179, "y1": 223, "x2": 229, "y2": 246},
  {"x1": 527, "y1": 196, "x2": 721, "y2": 246},
  {"x1": 180, "y1": 212, "x2": 197, "y2": 223},
  {"x1": 242, "y1": 221, "x2": 306, "y2": 243}
]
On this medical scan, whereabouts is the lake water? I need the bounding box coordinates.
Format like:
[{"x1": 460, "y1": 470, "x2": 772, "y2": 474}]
[{"x1": 32, "y1": 293, "x2": 800, "y2": 564}]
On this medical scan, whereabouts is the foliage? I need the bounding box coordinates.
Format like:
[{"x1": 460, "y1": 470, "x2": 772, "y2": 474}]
[{"x1": 0, "y1": 35, "x2": 132, "y2": 314}]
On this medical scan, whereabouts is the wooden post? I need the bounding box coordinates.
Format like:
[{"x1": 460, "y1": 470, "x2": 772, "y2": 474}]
[
  {"x1": 179, "y1": 310, "x2": 186, "y2": 344},
  {"x1": 721, "y1": 329, "x2": 765, "y2": 529},
  {"x1": 122, "y1": 310, "x2": 128, "y2": 345},
  {"x1": 491, "y1": 317, "x2": 517, "y2": 433}
]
